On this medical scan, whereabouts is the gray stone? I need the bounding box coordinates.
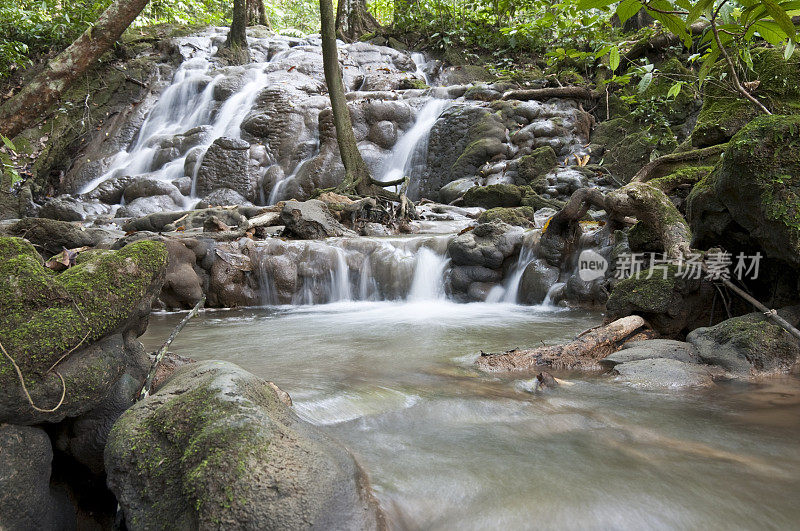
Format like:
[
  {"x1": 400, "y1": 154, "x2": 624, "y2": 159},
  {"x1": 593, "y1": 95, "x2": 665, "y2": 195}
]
[
  {"x1": 613, "y1": 358, "x2": 715, "y2": 389},
  {"x1": 601, "y1": 340, "x2": 699, "y2": 368},
  {"x1": 447, "y1": 221, "x2": 523, "y2": 269},
  {"x1": 196, "y1": 188, "x2": 253, "y2": 208},
  {"x1": 105, "y1": 361, "x2": 384, "y2": 530},
  {"x1": 123, "y1": 178, "x2": 184, "y2": 204},
  {"x1": 194, "y1": 137, "x2": 254, "y2": 200},
  {"x1": 519, "y1": 259, "x2": 560, "y2": 304},
  {"x1": 116, "y1": 195, "x2": 182, "y2": 218},
  {"x1": 280, "y1": 199, "x2": 353, "y2": 239}
]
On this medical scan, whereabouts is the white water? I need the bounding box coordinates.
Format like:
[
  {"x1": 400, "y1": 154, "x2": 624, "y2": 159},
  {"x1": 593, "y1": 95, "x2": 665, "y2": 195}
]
[
  {"x1": 407, "y1": 247, "x2": 450, "y2": 301},
  {"x1": 486, "y1": 230, "x2": 542, "y2": 304},
  {"x1": 379, "y1": 98, "x2": 451, "y2": 195}
]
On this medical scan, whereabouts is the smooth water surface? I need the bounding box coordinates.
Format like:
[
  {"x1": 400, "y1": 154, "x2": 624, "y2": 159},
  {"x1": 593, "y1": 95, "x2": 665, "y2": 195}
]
[{"x1": 142, "y1": 302, "x2": 800, "y2": 530}]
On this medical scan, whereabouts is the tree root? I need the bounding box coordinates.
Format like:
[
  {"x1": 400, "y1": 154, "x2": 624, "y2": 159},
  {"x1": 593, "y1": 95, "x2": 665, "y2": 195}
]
[{"x1": 631, "y1": 144, "x2": 727, "y2": 183}]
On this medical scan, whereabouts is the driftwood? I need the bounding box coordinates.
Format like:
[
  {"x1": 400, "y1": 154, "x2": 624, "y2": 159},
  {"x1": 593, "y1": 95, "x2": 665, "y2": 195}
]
[
  {"x1": 502, "y1": 86, "x2": 598, "y2": 102},
  {"x1": 138, "y1": 296, "x2": 205, "y2": 400},
  {"x1": 475, "y1": 316, "x2": 650, "y2": 372},
  {"x1": 631, "y1": 143, "x2": 727, "y2": 183}
]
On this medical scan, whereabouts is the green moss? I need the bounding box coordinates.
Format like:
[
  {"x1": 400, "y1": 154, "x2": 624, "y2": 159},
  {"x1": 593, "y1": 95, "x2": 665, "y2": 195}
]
[
  {"x1": 651, "y1": 165, "x2": 713, "y2": 192},
  {"x1": 462, "y1": 184, "x2": 522, "y2": 208},
  {"x1": 0, "y1": 239, "x2": 167, "y2": 383},
  {"x1": 607, "y1": 264, "x2": 680, "y2": 315},
  {"x1": 517, "y1": 146, "x2": 557, "y2": 190},
  {"x1": 520, "y1": 189, "x2": 564, "y2": 210},
  {"x1": 478, "y1": 206, "x2": 535, "y2": 226}
]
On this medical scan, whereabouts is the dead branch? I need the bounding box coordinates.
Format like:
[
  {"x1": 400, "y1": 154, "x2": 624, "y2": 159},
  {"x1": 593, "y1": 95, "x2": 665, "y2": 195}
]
[
  {"x1": 475, "y1": 315, "x2": 649, "y2": 372},
  {"x1": 631, "y1": 143, "x2": 727, "y2": 183}
]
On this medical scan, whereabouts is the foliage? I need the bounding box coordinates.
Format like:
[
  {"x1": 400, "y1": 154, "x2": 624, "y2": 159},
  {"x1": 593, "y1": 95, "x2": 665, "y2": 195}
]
[{"x1": 0, "y1": 136, "x2": 22, "y2": 187}]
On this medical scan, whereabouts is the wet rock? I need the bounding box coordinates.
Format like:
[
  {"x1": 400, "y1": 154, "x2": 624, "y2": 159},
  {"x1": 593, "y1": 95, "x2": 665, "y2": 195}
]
[
  {"x1": 450, "y1": 265, "x2": 503, "y2": 293},
  {"x1": 613, "y1": 358, "x2": 715, "y2": 389},
  {"x1": 116, "y1": 195, "x2": 182, "y2": 218},
  {"x1": 601, "y1": 339, "x2": 699, "y2": 368},
  {"x1": 123, "y1": 178, "x2": 184, "y2": 204},
  {"x1": 439, "y1": 65, "x2": 495, "y2": 85},
  {"x1": 0, "y1": 218, "x2": 117, "y2": 257},
  {"x1": 208, "y1": 246, "x2": 260, "y2": 307},
  {"x1": 478, "y1": 206, "x2": 535, "y2": 227},
  {"x1": 0, "y1": 424, "x2": 75, "y2": 530},
  {"x1": 40, "y1": 195, "x2": 88, "y2": 221},
  {"x1": 81, "y1": 175, "x2": 135, "y2": 204},
  {"x1": 160, "y1": 239, "x2": 205, "y2": 309},
  {"x1": 439, "y1": 177, "x2": 479, "y2": 204},
  {"x1": 687, "y1": 307, "x2": 800, "y2": 374},
  {"x1": 516, "y1": 146, "x2": 557, "y2": 190},
  {"x1": 0, "y1": 238, "x2": 167, "y2": 424},
  {"x1": 447, "y1": 221, "x2": 523, "y2": 270},
  {"x1": 369, "y1": 120, "x2": 397, "y2": 149},
  {"x1": 519, "y1": 259, "x2": 560, "y2": 304},
  {"x1": 105, "y1": 361, "x2": 384, "y2": 530},
  {"x1": 194, "y1": 137, "x2": 254, "y2": 200},
  {"x1": 195, "y1": 188, "x2": 253, "y2": 208},
  {"x1": 280, "y1": 199, "x2": 353, "y2": 239}
]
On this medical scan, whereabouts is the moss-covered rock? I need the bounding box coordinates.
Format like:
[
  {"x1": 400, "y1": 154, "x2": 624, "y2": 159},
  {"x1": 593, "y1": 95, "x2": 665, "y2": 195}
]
[
  {"x1": 687, "y1": 306, "x2": 800, "y2": 373},
  {"x1": 0, "y1": 238, "x2": 167, "y2": 424},
  {"x1": 462, "y1": 184, "x2": 522, "y2": 209},
  {"x1": 478, "y1": 206, "x2": 535, "y2": 226},
  {"x1": 691, "y1": 48, "x2": 800, "y2": 147},
  {"x1": 606, "y1": 265, "x2": 716, "y2": 336},
  {"x1": 516, "y1": 146, "x2": 557, "y2": 190},
  {"x1": 520, "y1": 189, "x2": 565, "y2": 210},
  {"x1": 687, "y1": 115, "x2": 800, "y2": 267},
  {"x1": 650, "y1": 165, "x2": 713, "y2": 193},
  {"x1": 105, "y1": 361, "x2": 383, "y2": 530}
]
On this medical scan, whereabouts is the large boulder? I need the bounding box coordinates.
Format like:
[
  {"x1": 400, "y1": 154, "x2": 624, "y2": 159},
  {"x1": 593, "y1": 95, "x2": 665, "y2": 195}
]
[
  {"x1": 447, "y1": 221, "x2": 523, "y2": 270},
  {"x1": 687, "y1": 115, "x2": 800, "y2": 268},
  {"x1": 194, "y1": 137, "x2": 254, "y2": 200},
  {"x1": 687, "y1": 307, "x2": 800, "y2": 374},
  {"x1": 105, "y1": 361, "x2": 384, "y2": 530},
  {"x1": 462, "y1": 184, "x2": 522, "y2": 209},
  {"x1": 0, "y1": 218, "x2": 117, "y2": 257},
  {"x1": 0, "y1": 237, "x2": 167, "y2": 424}
]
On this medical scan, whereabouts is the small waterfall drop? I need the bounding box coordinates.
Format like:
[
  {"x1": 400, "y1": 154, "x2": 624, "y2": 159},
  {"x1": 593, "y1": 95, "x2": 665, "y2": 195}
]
[{"x1": 407, "y1": 247, "x2": 450, "y2": 301}]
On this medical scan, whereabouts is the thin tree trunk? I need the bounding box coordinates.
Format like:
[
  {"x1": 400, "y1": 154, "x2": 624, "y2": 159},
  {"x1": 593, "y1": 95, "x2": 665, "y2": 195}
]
[
  {"x1": 227, "y1": 0, "x2": 248, "y2": 48},
  {"x1": 320, "y1": 0, "x2": 374, "y2": 195},
  {"x1": 0, "y1": 0, "x2": 150, "y2": 139},
  {"x1": 336, "y1": 0, "x2": 380, "y2": 42},
  {"x1": 246, "y1": 0, "x2": 269, "y2": 27}
]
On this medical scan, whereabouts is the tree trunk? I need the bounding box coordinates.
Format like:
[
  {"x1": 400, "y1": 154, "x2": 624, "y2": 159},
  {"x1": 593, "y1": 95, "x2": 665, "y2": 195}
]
[
  {"x1": 336, "y1": 0, "x2": 380, "y2": 42},
  {"x1": 320, "y1": 0, "x2": 374, "y2": 196},
  {"x1": 475, "y1": 316, "x2": 650, "y2": 372},
  {"x1": 246, "y1": 0, "x2": 269, "y2": 27},
  {"x1": 227, "y1": 0, "x2": 248, "y2": 48},
  {"x1": 0, "y1": 0, "x2": 150, "y2": 139}
]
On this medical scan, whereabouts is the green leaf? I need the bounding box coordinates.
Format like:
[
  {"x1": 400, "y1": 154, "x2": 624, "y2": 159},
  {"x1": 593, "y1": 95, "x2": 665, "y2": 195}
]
[
  {"x1": 786, "y1": 38, "x2": 797, "y2": 59},
  {"x1": 667, "y1": 82, "x2": 682, "y2": 99},
  {"x1": 576, "y1": 0, "x2": 617, "y2": 10},
  {"x1": 638, "y1": 72, "x2": 653, "y2": 93},
  {"x1": 763, "y1": 0, "x2": 796, "y2": 38},
  {"x1": 616, "y1": 0, "x2": 642, "y2": 24},
  {"x1": 687, "y1": 0, "x2": 715, "y2": 24},
  {"x1": 1, "y1": 135, "x2": 15, "y2": 152},
  {"x1": 609, "y1": 46, "x2": 621, "y2": 71},
  {"x1": 752, "y1": 20, "x2": 788, "y2": 45},
  {"x1": 698, "y1": 48, "x2": 721, "y2": 86}
]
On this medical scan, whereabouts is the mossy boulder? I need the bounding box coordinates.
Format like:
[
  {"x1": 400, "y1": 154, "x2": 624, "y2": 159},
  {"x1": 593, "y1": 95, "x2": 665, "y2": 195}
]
[
  {"x1": 0, "y1": 237, "x2": 167, "y2": 424},
  {"x1": 590, "y1": 117, "x2": 678, "y2": 181},
  {"x1": 478, "y1": 206, "x2": 535, "y2": 227},
  {"x1": 462, "y1": 184, "x2": 522, "y2": 209},
  {"x1": 687, "y1": 306, "x2": 800, "y2": 373},
  {"x1": 606, "y1": 265, "x2": 716, "y2": 336},
  {"x1": 105, "y1": 361, "x2": 384, "y2": 530},
  {"x1": 520, "y1": 189, "x2": 565, "y2": 211},
  {"x1": 691, "y1": 48, "x2": 800, "y2": 147},
  {"x1": 516, "y1": 146, "x2": 557, "y2": 190},
  {"x1": 687, "y1": 115, "x2": 800, "y2": 267}
]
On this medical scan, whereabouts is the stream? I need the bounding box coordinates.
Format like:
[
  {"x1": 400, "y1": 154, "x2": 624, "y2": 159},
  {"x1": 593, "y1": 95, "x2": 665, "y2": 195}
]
[{"x1": 141, "y1": 303, "x2": 800, "y2": 529}]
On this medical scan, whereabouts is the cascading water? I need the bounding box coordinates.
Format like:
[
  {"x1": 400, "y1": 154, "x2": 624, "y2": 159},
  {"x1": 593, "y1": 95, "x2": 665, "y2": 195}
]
[{"x1": 407, "y1": 247, "x2": 450, "y2": 301}]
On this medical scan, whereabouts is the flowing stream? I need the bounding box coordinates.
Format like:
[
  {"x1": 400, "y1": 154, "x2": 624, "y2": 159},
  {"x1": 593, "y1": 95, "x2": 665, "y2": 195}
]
[{"x1": 142, "y1": 304, "x2": 800, "y2": 529}]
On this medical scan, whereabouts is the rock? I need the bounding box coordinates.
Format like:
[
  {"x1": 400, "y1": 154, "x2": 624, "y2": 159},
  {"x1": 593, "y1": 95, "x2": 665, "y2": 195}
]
[
  {"x1": 605, "y1": 265, "x2": 716, "y2": 336},
  {"x1": 462, "y1": 184, "x2": 522, "y2": 209},
  {"x1": 123, "y1": 178, "x2": 184, "y2": 204},
  {"x1": 687, "y1": 115, "x2": 800, "y2": 268},
  {"x1": 194, "y1": 137, "x2": 254, "y2": 200},
  {"x1": 590, "y1": 117, "x2": 677, "y2": 181},
  {"x1": 80, "y1": 175, "x2": 135, "y2": 204},
  {"x1": 116, "y1": 195, "x2": 182, "y2": 218},
  {"x1": 516, "y1": 146, "x2": 557, "y2": 190},
  {"x1": 40, "y1": 195, "x2": 87, "y2": 221},
  {"x1": 368, "y1": 120, "x2": 397, "y2": 149},
  {"x1": 447, "y1": 221, "x2": 523, "y2": 269},
  {"x1": 208, "y1": 246, "x2": 260, "y2": 308},
  {"x1": 160, "y1": 239, "x2": 205, "y2": 309},
  {"x1": 105, "y1": 361, "x2": 384, "y2": 530},
  {"x1": 0, "y1": 218, "x2": 117, "y2": 257},
  {"x1": 686, "y1": 307, "x2": 800, "y2": 374},
  {"x1": 439, "y1": 65, "x2": 495, "y2": 85},
  {"x1": 450, "y1": 265, "x2": 503, "y2": 293},
  {"x1": 691, "y1": 48, "x2": 800, "y2": 147},
  {"x1": 600, "y1": 339, "x2": 699, "y2": 368},
  {"x1": 0, "y1": 424, "x2": 75, "y2": 530},
  {"x1": 438, "y1": 177, "x2": 479, "y2": 204},
  {"x1": 613, "y1": 358, "x2": 715, "y2": 389},
  {"x1": 195, "y1": 188, "x2": 253, "y2": 208},
  {"x1": 0, "y1": 237, "x2": 167, "y2": 424},
  {"x1": 519, "y1": 259, "x2": 560, "y2": 304},
  {"x1": 280, "y1": 199, "x2": 353, "y2": 239},
  {"x1": 477, "y1": 206, "x2": 535, "y2": 227}
]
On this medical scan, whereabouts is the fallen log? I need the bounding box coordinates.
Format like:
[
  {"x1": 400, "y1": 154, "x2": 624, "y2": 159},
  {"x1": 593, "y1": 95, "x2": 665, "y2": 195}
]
[
  {"x1": 475, "y1": 315, "x2": 650, "y2": 372},
  {"x1": 631, "y1": 143, "x2": 727, "y2": 183},
  {"x1": 502, "y1": 86, "x2": 598, "y2": 102}
]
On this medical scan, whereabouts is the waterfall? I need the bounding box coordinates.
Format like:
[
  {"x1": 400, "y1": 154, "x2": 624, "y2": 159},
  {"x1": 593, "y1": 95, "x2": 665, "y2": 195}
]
[
  {"x1": 411, "y1": 52, "x2": 432, "y2": 86},
  {"x1": 407, "y1": 247, "x2": 450, "y2": 301},
  {"x1": 379, "y1": 98, "x2": 451, "y2": 197},
  {"x1": 486, "y1": 231, "x2": 541, "y2": 303}
]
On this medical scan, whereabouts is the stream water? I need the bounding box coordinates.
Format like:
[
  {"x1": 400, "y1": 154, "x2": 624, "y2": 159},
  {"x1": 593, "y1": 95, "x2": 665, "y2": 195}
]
[{"x1": 142, "y1": 303, "x2": 800, "y2": 529}]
